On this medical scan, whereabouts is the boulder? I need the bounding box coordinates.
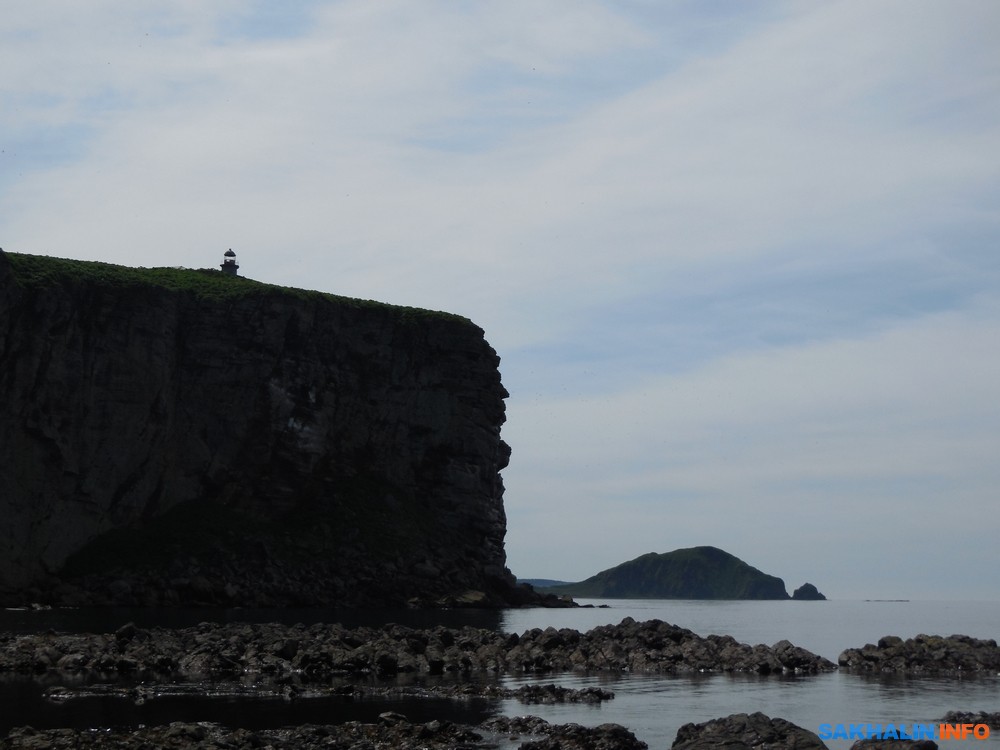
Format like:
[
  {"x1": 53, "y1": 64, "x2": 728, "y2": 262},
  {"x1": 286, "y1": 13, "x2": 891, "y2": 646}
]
[
  {"x1": 940, "y1": 710, "x2": 1000, "y2": 728},
  {"x1": 672, "y1": 711, "x2": 827, "y2": 749},
  {"x1": 838, "y1": 633, "x2": 1000, "y2": 673}
]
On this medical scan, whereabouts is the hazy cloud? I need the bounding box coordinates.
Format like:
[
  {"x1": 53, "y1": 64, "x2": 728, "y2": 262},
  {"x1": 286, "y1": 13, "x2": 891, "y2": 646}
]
[{"x1": 3, "y1": 0, "x2": 998, "y2": 598}]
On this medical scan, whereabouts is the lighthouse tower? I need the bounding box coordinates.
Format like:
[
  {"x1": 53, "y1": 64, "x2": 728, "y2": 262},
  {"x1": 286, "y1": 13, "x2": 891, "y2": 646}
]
[{"x1": 220, "y1": 248, "x2": 239, "y2": 276}]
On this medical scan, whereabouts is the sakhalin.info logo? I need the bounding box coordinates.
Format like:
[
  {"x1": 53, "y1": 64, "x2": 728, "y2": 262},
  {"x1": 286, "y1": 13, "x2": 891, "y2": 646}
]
[{"x1": 818, "y1": 723, "x2": 990, "y2": 741}]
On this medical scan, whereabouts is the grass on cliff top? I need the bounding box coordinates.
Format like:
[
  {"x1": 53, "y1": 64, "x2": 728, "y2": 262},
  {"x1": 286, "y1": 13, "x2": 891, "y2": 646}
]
[{"x1": 3, "y1": 251, "x2": 468, "y2": 325}]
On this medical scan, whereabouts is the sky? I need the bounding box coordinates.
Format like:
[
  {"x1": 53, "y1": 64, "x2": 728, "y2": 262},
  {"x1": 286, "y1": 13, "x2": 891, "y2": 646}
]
[{"x1": 3, "y1": 1, "x2": 999, "y2": 600}]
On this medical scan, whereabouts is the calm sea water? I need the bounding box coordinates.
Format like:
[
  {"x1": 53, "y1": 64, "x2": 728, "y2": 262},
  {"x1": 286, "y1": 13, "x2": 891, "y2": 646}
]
[
  {"x1": 2, "y1": 599, "x2": 997, "y2": 749},
  {"x1": 502, "y1": 599, "x2": 1000, "y2": 750}
]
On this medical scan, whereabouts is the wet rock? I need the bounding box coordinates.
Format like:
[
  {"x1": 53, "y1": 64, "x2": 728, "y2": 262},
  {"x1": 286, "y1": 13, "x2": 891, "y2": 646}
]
[
  {"x1": 838, "y1": 634, "x2": 1000, "y2": 673},
  {"x1": 513, "y1": 684, "x2": 615, "y2": 704},
  {"x1": 114, "y1": 622, "x2": 137, "y2": 643},
  {"x1": 0, "y1": 618, "x2": 834, "y2": 678},
  {"x1": 940, "y1": 710, "x2": 1000, "y2": 728},
  {"x1": 482, "y1": 717, "x2": 647, "y2": 750},
  {"x1": 0, "y1": 720, "x2": 489, "y2": 749},
  {"x1": 520, "y1": 722, "x2": 648, "y2": 750},
  {"x1": 378, "y1": 710, "x2": 409, "y2": 725},
  {"x1": 37, "y1": 679, "x2": 616, "y2": 706},
  {"x1": 672, "y1": 711, "x2": 827, "y2": 749}
]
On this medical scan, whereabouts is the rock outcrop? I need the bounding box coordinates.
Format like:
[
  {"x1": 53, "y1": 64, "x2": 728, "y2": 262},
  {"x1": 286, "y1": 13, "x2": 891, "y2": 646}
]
[
  {"x1": 483, "y1": 717, "x2": 648, "y2": 750},
  {"x1": 2, "y1": 718, "x2": 648, "y2": 750},
  {"x1": 543, "y1": 546, "x2": 793, "y2": 599},
  {"x1": 838, "y1": 634, "x2": 1000, "y2": 674},
  {"x1": 0, "y1": 617, "x2": 836, "y2": 677},
  {"x1": 42, "y1": 681, "x2": 616, "y2": 706},
  {"x1": 792, "y1": 583, "x2": 826, "y2": 600},
  {"x1": 940, "y1": 711, "x2": 1000, "y2": 729},
  {"x1": 671, "y1": 712, "x2": 827, "y2": 749},
  {"x1": 0, "y1": 251, "x2": 529, "y2": 607}
]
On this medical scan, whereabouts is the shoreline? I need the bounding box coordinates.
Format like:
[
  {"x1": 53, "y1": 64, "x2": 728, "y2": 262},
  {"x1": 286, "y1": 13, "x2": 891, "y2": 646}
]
[
  {"x1": 0, "y1": 617, "x2": 836, "y2": 678},
  {"x1": 2, "y1": 617, "x2": 997, "y2": 749}
]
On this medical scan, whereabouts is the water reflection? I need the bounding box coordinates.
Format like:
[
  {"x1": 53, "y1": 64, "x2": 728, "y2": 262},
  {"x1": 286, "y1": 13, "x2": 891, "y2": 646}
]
[
  {"x1": 0, "y1": 606, "x2": 503, "y2": 636},
  {"x1": 2, "y1": 601, "x2": 997, "y2": 749},
  {"x1": 0, "y1": 672, "x2": 499, "y2": 734}
]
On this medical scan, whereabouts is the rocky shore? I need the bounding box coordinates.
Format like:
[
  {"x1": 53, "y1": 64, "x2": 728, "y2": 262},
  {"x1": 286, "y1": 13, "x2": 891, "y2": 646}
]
[
  {"x1": 1, "y1": 716, "x2": 648, "y2": 750},
  {"x1": 940, "y1": 710, "x2": 1000, "y2": 729},
  {"x1": 7, "y1": 619, "x2": 996, "y2": 748},
  {"x1": 672, "y1": 711, "x2": 826, "y2": 749},
  {"x1": 0, "y1": 617, "x2": 835, "y2": 678},
  {"x1": 42, "y1": 681, "x2": 616, "y2": 707},
  {"x1": 4, "y1": 712, "x2": 948, "y2": 749},
  {"x1": 838, "y1": 633, "x2": 1000, "y2": 673}
]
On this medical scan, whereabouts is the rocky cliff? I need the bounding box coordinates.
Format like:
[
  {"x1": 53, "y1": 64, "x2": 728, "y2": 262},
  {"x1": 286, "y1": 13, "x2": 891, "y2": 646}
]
[{"x1": 0, "y1": 250, "x2": 535, "y2": 607}]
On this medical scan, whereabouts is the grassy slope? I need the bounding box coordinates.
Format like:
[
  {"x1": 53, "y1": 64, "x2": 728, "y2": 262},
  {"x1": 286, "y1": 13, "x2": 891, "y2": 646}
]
[{"x1": 3, "y1": 251, "x2": 467, "y2": 324}]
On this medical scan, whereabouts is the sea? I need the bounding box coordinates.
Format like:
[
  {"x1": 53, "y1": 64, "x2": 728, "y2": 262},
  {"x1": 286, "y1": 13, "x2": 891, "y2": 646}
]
[{"x1": 1, "y1": 599, "x2": 998, "y2": 749}]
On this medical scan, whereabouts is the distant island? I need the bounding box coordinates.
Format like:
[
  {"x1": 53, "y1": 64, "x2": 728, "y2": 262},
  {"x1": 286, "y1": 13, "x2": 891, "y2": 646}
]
[{"x1": 536, "y1": 546, "x2": 826, "y2": 600}]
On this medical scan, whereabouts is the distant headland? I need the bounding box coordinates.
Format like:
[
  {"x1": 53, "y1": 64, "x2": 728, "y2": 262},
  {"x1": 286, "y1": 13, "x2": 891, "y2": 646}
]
[{"x1": 534, "y1": 546, "x2": 826, "y2": 600}]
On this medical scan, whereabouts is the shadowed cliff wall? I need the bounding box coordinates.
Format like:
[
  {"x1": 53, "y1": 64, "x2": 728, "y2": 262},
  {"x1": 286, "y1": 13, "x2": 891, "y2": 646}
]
[{"x1": 0, "y1": 251, "x2": 519, "y2": 607}]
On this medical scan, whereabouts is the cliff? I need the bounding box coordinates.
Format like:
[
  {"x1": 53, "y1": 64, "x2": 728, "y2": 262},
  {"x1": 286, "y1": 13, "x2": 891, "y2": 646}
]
[
  {"x1": 542, "y1": 546, "x2": 792, "y2": 599},
  {"x1": 0, "y1": 250, "x2": 535, "y2": 607}
]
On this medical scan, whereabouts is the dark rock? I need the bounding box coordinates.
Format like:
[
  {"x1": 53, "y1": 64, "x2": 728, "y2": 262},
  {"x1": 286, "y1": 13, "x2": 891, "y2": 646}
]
[
  {"x1": 672, "y1": 711, "x2": 827, "y2": 749},
  {"x1": 792, "y1": 583, "x2": 826, "y2": 600},
  {"x1": 520, "y1": 722, "x2": 648, "y2": 750},
  {"x1": 482, "y1": 717, "x2": 647, "y2": 750},
  {"x1": 513, "y1": 684, "x2": 615, "y2": 704},
  {"x1": 0, "y1": 617, "x2": 835, "y2": 677},
  {"x1": 0, "y1": 717, "x2": 648, "y2": 750},
  {"x1": 0, "y1": 250, "x2": 549, "y2": 609},
  {"x1": 0, "y1": 719, "x2": 487, "y2": 749},
  {"x1": 377, "y1": 711, "x2": 409, "y2": 725},
  {"x1": 114, "y1": 622, "x2": 137, "y2": 643},
  {"x1": 940, "y1": 710, "x2": 1000, "y2": 728},
  {"x1": 838, "y1": 633, "x2": 1000, "y2": 673}
]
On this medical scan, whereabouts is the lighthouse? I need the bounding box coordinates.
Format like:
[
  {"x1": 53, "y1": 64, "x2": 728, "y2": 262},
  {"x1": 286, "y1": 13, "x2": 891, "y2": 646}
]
[{"x1": 220, "y1": 248, "x2": 239, "y2": 276}]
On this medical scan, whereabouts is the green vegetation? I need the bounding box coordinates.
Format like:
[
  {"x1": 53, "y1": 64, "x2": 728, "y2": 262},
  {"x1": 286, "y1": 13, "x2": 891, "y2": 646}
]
[
  {"x1": 542, "y1": 546, "x2": 791, "y2": 600},
  {"x1": 3, "y1": 250, "x2": 468, "y2": 324}
]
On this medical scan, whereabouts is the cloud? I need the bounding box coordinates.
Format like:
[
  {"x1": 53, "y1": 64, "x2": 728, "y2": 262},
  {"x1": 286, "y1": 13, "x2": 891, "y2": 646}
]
[
  {"x1": 502, "y1": 298, "x2": 1000, "y2": 597},
  {"x1": 2, "y1": 0, "x2": 999, "y2": 598}
]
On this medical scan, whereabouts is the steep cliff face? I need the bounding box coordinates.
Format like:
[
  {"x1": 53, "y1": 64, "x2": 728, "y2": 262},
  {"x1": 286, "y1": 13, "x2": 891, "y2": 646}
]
[{"x1": 0, "y1": 251, "x2": 522, "y2": 607}]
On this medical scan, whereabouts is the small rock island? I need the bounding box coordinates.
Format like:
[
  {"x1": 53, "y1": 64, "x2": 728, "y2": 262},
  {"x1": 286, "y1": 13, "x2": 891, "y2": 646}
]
[{"x1": 792, "y1": 582, "x2": 827, "y2": 600}]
